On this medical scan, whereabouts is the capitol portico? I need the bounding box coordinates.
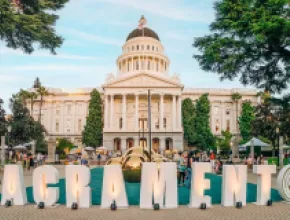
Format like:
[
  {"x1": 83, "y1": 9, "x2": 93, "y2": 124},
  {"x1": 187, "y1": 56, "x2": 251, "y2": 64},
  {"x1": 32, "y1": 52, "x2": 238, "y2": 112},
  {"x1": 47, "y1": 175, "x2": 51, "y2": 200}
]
[{"x1": 27, "y1": 17, "x2": 259, "y2": 153}]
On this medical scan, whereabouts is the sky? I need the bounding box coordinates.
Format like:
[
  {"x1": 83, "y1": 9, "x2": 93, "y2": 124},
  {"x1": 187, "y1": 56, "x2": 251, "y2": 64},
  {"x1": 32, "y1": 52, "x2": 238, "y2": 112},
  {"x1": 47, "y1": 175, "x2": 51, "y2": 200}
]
[{"x1": 0, "y1": 0, "x2": 257, "y2": 112}]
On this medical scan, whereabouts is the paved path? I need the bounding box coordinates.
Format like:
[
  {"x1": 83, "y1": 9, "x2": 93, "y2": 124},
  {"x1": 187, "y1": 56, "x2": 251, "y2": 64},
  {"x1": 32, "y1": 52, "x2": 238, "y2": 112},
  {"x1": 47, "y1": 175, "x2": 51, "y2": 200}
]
[{"x1": 0, "y1": 203, "x2": 289, "y2": 220}]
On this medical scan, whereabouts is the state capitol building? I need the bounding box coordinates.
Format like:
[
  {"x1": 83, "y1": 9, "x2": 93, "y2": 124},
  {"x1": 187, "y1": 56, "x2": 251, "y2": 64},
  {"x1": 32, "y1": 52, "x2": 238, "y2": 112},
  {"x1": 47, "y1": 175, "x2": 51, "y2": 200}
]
[{"x1": 27, "y1": 18, "x2": 258, "y2": 153}]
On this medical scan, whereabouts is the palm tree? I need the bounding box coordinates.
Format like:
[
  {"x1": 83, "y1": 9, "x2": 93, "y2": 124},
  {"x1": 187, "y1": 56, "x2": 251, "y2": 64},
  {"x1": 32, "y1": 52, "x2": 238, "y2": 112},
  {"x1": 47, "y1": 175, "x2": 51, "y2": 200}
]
[
  {"x1": 18, "y1": 89, "x2": 30, "y2": 106},
  {"x1": 231, "y1": 92, "x2": 242, "y2": 133},
  {"x1": 27, "y1": 91, "x2": 38, "y2": 116},
  {"x1": 36, "y1": 86, "x2": 48, "y2": 122}
]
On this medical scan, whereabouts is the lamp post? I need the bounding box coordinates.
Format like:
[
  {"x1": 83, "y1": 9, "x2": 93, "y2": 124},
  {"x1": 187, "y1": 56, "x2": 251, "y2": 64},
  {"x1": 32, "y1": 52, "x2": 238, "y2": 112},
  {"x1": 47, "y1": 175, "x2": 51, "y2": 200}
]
[
  {"x1": 276, "y1": 127, "x2": 280, "y2": 166},
  {"x1": 148, "y1": 89, "x2": 152, "y2": 162}
]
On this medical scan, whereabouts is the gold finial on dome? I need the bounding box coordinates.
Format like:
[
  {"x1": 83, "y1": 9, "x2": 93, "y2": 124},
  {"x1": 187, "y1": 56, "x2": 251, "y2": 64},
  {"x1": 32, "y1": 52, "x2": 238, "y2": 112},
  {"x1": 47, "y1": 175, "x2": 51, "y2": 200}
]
[{"x1": 138, "y1": 15, "x2": 147, "y2": 29}]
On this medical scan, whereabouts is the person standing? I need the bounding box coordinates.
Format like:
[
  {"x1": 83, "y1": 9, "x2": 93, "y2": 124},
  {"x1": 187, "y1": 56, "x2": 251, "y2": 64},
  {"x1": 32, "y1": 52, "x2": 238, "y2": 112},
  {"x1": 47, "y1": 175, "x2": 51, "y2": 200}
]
[
  {"x1": 177, "y1": 152, "x2": 186, "y2": 186},
  {"x1": 185, "y1": 151, "x2": 194, "y2": 188}
]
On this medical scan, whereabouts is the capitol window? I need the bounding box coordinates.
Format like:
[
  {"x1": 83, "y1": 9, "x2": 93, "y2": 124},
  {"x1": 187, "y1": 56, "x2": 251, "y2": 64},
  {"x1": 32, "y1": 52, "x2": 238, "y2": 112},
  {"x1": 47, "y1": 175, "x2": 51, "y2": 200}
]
[
  {"x1": 55, "y1": 119, "x2": 59, "y2": 133},
  {"x1": 147, "y1": 45, "x2": 150, "y2": 50},
  {"x1": 132, "y1": 46, "x2": 135, "y2": 51},
  {"x1": 215, "y1": 119, "x2": 220, "y2": 132},
  {"x1": 136, "y1": 61, "x2": 139, "y2": 70},
  {"x1": 226, "y1": 108, "x2": 230, "y2": 115},
  {"x1": 78, "y1": 119, "x2": 82, "y2": 132},
  {"x1": 152, "y1": 45, "x2": 155, "y2": 51},
  {"x1": 67, "y1": 105, "x2": 71, "y2": 114},
  {"x1": 137, "y1": 45, "x2": 139, "y2": 50},
  {"x1": 156, "y1": 62, "x2": 159, "y2": 71},
  {"x1": 56, "y1": 105, "x2": 60, "y2": 115},
  {"x1": 226, "y1": 120, "x2": 230, "y2": 132},
  {"x1": 156, "y1": 47, "x2": 159, "y2": 52},
  {"x1": 147, "y1": 61, "x2": 151, "y2": 70},
  {"x1": 163, "y1": 118, "x2": 167, "y2": 129},
  {"x1": 119, "y1": 118, "x2": 123, "y2": 129},
  {"x1": 141, "y1": 45, "x2": 144, "y2": 50}
]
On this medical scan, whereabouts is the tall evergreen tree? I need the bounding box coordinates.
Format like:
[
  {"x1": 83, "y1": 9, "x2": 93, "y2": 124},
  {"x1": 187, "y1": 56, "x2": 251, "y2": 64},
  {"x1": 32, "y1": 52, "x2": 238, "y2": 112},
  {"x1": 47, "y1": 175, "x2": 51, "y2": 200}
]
[
  {"x1": 239, "y1": 101, "x2": 255, "y2": 141},
  {"x1": 194, "y1": 0, "x2": 290, "y2": 93},
  {"x1": 0, "y1": 0, "x2": 69, "y2": 54},
  {"x1": 33, "y1": 77, "x2": 41, "y2": 89},
  {"x1": 9, "y1": 96, "x2": 32, "y2": 145},
  {"x1": 0, "y1": 98, "x2": 7, "y2": 137},
  {"x1": 193, "y1": 94, "x2": 215, "y2": 150},
  {"x1": 82, "y1": 89, "x2": 103, "y2": 147},
  {"x1": 9, "y1": 94, "x2": 45, "y2": 150},
  {"x1": 182, "y1": 98, "x2": 195, "y2": 146}
]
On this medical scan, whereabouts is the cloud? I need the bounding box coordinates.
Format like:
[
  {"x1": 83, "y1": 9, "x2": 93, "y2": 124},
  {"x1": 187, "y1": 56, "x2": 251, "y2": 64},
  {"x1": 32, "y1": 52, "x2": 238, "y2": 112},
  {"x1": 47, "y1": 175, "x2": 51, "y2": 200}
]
[
  {"x1": 0, "y1": 64, "x2": 114, "y2": 74},
  {"x1": 94, "y1": 0, "x2": 214, "y2": 23},
  {"x1": 0, "y1": 48, "x2": 101, "y2": 61},
  {"x1": 59, "y1": 27, "x2": 123, "y2": 46},
  {"x1": 0, "y1": 73, "x2": 25, "y2": 82}
]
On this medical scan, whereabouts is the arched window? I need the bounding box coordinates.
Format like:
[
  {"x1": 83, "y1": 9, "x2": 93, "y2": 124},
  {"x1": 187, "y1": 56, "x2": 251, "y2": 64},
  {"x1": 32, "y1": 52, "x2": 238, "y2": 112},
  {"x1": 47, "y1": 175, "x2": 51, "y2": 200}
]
[
  {"x1": 136, "y1": 61, "x2": 139, "y2": 70},
  {"x1": 147, "y1": 60, "x2": 150, "y2": 70},
  {"x1": 137, "y1": 45, "x2": 139, "y2": 50},
  {"x1": 156, "y1": 47, "x2": 159, "y2": 52},
  {"x1": 147, "y1": 45, "x2": 150, "y2": 50},
  {"x1": 156, "y1": 62, "x2": 159, "y2": 71},
  {"x1": 152, "y1": 46, "x2": 155, "y2": 51},
  {"x1": 132, "y1": 46, "x2": 135, "y2": 51},
  {"x1": 127, "y1": 62, "x2": 130, "y2": 72},
  {"x1": 141, "y1": 45, "x2": 144, "y2": 50},
  {"x1": 164, "y1": 63, "x2": 167, "y2": 71}
]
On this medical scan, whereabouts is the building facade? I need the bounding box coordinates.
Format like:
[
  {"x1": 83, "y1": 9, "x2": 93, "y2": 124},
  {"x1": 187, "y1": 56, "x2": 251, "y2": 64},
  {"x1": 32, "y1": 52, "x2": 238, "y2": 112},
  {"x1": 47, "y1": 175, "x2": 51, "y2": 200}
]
[{"x1": 27, "y1": 19, "x2": 258, "y2": 153}]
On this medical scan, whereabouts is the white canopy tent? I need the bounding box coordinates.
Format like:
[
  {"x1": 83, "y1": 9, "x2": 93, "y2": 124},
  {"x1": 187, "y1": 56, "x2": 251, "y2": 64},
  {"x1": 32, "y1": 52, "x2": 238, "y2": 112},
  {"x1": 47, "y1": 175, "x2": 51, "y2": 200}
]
[
  {"x1": 240, "y1": 137, "x2": 270, "y2": 156},
  {"x1": 13, "y1": 145, "x2": 27, "y2": 151}
]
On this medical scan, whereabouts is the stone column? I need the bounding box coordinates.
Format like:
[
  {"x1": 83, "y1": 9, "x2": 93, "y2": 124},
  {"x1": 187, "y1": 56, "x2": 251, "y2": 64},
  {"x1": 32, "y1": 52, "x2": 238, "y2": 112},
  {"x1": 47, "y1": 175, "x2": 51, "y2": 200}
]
[
  {"x1": 121, "y1": 137, "x2": 126, "y2": 153},
  {"x1": 221, "y1": 101, "x2": 224, "y2": 132},
  {"x1": 172, "y1": 95, "x2": 176, "y2": 130},
  {"x1": 177, "y1": 95, "x2": 182, "y2": 129},
  {"x1": 159, "y1": 94, "x2": 164, "y2": 130},
  {"x1": 134, "y1": 136, "x2": 139, "y2": 147},
  {"x1": 279, "y1": 136, "x2": 284, "y2": 167},
  {"x1": 159, "y1": 137, "x2": 165, "y2": 155},
  {"x1": 104, "y1": 95, "x2": 109, "y2": 129},
  {"x1": 135, "y1": 94, "x2": 139, "y2": 131},
  {"x1": 47, "y1": 137, "x2": 56, "y2": 163},
  {"x1": 1, "y1": 136, "x2": 5, "y2": 166},
  {"x1": 72, "y1": 101, "x2": 76, "y2": 133},
  {"x1": 131, "y1": 57, "x2": 134, "y2": 71},
  {"x1": 110, "y1": 94, "x2": 114, "y2": 129},
  {"x1": 122, "y1": 94, "x2": 127, "y2": 130},
  {"x1": 31, "y1": 140, "x2": 36, "y2": 157}
]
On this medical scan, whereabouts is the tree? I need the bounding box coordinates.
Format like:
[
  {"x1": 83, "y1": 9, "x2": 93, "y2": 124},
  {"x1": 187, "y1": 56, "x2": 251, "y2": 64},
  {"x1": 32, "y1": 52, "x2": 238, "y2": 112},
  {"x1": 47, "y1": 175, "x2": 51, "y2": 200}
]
[
  {"x1": 9, "y1": 94, "x2": 46, "y2": 150},
  {"x1": 57, "y1": 138, "x2": 74, "y2": 154},
  {"x1": 0, "y1": 0, "x2": 69, "y2": 54},
  {"x1": 239, "y1": 101, "x2": 255, "y2": 141},
  {"x1": 194, "y1": 0, "x2": 290, "y2": 93},
  {"x1": 231, "y1": 92, "x2": 242, "y2": 132},
  {"x1": 192, "y1": 94, "x2": 215, "y2": 150},
  {"x1": 217, "y1": 130, "x2": 232, "y2": 152},
  {"x1": 182, "y1": 98, "x2": 195, "y2": 146},
  {"x1": 0, "y1": 98, "x2": 7, "y2": 137},
  {"x1": 9, "y1": 96, "x2": 32, "y2": 145},
  {"x1": 27, "y1": 91, "x2": 37, "y2": 115},
  {"x1": 33, "y1": 77, "x2": 41, "y2": 89},
  {"x1": 82, "y1": 89, "x2": 103, "y2": 147},
  {"x1": 251, "y1": 98, "x2": 278, "y2": 155},
  {"x1": 36, "y1": 86, "x2": 48, "y2": 122}
]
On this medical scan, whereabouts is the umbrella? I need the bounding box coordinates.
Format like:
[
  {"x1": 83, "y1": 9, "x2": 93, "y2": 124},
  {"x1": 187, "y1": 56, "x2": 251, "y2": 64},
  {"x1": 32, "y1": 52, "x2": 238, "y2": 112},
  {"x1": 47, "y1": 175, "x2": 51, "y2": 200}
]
[
  {"x1": 13, "y1": 145, "x2": 27, "y2": 150},
  {"x1": 84, "y1": 147, "x2": 95, "y2": 151}
]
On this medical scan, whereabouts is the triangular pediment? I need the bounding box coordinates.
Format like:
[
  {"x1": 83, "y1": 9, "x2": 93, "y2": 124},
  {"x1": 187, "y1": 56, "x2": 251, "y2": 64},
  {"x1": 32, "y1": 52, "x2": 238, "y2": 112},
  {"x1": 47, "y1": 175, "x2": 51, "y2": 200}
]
[{"x1": 103, "y1": 72, "x2": 183, "y2": 88}]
